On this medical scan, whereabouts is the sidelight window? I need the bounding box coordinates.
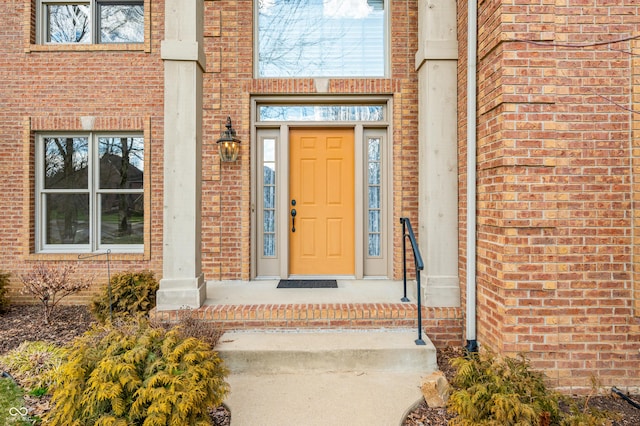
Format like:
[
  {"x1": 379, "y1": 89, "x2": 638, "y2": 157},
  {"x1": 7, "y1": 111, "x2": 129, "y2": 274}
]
[{"x1": 262, "y1": 138, "x2": 277, "y2": 257}]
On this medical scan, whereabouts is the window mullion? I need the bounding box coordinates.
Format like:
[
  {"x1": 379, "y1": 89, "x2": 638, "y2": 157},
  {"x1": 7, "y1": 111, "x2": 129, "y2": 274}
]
[
  {"x1": 92, "y1": 0, "x2": 98, "y2": 44},
  {"x1": 90, "y1": 132, "x2": 98, "y2": 251}
]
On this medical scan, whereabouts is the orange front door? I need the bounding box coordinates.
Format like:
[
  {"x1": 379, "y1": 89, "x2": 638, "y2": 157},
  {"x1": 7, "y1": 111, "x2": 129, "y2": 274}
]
[{"x1": 289, "y1": 128, "x2": 355, "y2": 275}]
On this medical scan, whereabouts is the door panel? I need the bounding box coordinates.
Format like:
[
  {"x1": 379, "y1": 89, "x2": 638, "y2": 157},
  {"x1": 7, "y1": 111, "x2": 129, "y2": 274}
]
[{"x1": 289, "y1": 128, "x2": 355, "y2": 275}]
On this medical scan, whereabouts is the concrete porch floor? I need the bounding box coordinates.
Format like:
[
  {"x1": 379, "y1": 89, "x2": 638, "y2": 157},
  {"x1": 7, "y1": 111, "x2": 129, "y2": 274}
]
[{"x1": 204, "y1": 279, "x2": 418, "y2": 305}]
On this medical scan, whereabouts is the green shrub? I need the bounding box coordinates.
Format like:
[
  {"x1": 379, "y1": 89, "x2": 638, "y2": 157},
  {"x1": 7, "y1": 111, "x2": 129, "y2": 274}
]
[
  {"x1": 447, "y1": 349, "x2": 612, "y2": 426},
  {"x1": 0, "y1": 341, "x2": 67, "y2": 392},
  {"x1": 90, "y1": 270, "x2": 159, "y2": 323},
  {"x1": 45, "y1": 319, "x2": 229, "y2": 426},
  {"x1": 448, "y1": 349, "x2": 561, "y2": 426},
  {"x1": 0, "y1": 271, "x2": 10, "y2": 313}
]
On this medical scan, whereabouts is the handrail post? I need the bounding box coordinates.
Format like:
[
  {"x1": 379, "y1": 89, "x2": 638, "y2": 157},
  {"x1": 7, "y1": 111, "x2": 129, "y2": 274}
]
[
  {"x1": 400, "y1": 218, "x2": 410, "y2": 302},
  {"x1": 399, "y1": 217, "x2": 426, "y2": 346},
  {"x1": 415, "y1": 267, "x2": 426, "y2": 345}
]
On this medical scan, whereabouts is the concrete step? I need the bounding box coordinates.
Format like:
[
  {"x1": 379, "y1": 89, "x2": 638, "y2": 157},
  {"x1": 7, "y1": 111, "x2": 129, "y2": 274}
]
[{"x1": 216, "y1": 330, "x2": 438, "y2": 374}]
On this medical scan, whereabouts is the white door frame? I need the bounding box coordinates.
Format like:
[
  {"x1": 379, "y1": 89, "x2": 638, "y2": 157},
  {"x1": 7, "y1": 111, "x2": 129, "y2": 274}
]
[{"x1": 250, "y1": 97, "x2": 393, "y2": 280}]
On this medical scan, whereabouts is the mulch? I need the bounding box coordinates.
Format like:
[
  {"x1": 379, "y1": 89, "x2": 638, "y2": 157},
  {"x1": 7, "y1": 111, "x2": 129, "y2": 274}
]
[{"x1": 1, "y1": 305, "x2": 639, "y2": 425}]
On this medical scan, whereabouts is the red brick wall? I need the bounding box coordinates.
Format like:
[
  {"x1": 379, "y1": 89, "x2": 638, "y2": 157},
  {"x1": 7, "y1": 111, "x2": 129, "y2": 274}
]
[
  {"x1": 634, "y1": 38, "x2": 640, "y2": 320},
  {"x1": 201, "y1": 0, "x2": 420, "y2": 281},
  {"x1": 2, "y1": 0, "x2": 422, "y2": 296},
  {"x1": 463, "y1": 0, "x2": 640, "y2": 392},
  {"x1": 0, "y1": 0, "x2": 165, "y2": 301}
]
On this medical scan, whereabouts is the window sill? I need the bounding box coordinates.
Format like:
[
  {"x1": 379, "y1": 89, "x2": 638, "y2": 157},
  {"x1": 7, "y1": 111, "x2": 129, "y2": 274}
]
[
  {"x1": 26, "y1": 252, "x2": 149, "y2": 262},
  {"x1": 26, "y1": 43, "x2": 150, "y2": 54}
]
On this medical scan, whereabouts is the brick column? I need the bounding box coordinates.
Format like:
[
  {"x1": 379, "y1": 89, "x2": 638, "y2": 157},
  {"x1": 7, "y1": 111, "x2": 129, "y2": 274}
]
[{"x1": 157, "y1": 0, "x2": 207, "y2": 310}]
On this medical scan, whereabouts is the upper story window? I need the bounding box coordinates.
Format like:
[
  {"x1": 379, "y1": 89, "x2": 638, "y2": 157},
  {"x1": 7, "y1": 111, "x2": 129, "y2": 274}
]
[
  {"x1": 38, "y1": 0, "x2": 144, "y2": 44},
  {"x1": 36, "y1": 133, "x2": 145, "y2": 253},
  {"x1": 257, "y1": 0, "x2": 386, "y2": 78}
]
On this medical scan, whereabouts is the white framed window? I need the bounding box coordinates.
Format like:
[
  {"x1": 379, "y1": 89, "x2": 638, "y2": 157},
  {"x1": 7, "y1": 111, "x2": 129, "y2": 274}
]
[
  {"x1": 261, "y1": 136, "x2": 277, "y2": 258},
  {"x1": 363, "y1": 128, "x2": 388, "y2": 276},
  {"x1": 35, "y1": 133, "x2": 145, "y2": 253},
  {"x1": 256, "y1": 0, "x2": 387, "y2": 77},
  {"x1": 38, "y1": 0, "x2": 144, "y2": 44}
]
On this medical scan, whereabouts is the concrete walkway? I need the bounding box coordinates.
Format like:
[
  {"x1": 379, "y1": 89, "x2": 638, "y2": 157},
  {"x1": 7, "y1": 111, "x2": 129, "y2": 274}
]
[
  {"x1": 225, "y1": 371, "x2": 423, "y2": 426},
  {"x1": 218, "y1": 330, "x2": 435, "y2": 425}
]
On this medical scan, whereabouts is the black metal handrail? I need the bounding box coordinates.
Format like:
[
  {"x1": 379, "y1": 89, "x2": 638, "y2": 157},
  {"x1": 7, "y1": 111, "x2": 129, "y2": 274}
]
[{"x1": 400, "y1": 217, "x2": 425, "y2": 345}]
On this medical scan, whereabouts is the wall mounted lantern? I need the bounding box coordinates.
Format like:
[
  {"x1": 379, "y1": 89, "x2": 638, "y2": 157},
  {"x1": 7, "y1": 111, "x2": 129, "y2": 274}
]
[{"x1": 216, "y1": 116, "x2": 241, "y2": 162}]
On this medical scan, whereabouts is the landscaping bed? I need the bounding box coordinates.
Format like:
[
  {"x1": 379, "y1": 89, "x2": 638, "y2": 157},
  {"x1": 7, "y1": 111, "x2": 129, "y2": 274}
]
[
  {"x1": 0, "y1": 304, "x2": 230, "y2": 425},
  {"x1": 2, "y1": 305, "x2": 639, "y2": 425}
]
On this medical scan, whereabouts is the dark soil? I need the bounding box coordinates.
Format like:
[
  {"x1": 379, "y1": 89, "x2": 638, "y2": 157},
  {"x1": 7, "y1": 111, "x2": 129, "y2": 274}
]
[
  {"x1": 1, "y1": 305, "x2": 639, "y2": 426},
  {"x1": 0, "y1": 304, "x2": 95, "y2": 355}
]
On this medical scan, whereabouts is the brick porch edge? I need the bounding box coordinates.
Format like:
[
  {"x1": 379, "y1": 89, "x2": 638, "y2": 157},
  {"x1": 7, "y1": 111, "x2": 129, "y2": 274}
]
[{"x1": 151, "y1": 304, "x2": 464, "y2": 348}]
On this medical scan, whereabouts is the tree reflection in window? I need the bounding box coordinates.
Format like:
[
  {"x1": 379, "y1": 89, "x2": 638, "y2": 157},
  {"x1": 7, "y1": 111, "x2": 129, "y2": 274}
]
[
  {"x1": 42, "y1": 1, "x2": 143, "y2": 44},
  {"x1": 258, "y1": 0, "x2": 385, "y2": 77},
  {"x1": 44, "y1": 137, "x2": 89, "y2": 244},
  {"x1": 367, "y1": 137, "x2": 381, "y2": 257},
  {"x1": 263, "y1": 138, "x2": 277, "y2": 257},
  {"x1": 98, "y1": 137, "x2": 144, "y2": 244},
  {"x1": 40, "y1": 134, "x2": 144, "y2": 250},
  {"x1": 99, "y1": 3, "x2": 144, "y2": 43},
  {"x1": 46, "y1": 4, "x2": 91, "y2": 43}
]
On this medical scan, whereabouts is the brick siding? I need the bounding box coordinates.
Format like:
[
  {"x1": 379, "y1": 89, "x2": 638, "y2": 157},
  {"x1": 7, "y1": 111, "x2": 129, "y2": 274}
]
[
  {"x1": 9, "y1": 0, "x2": 639, "y2": 394},
  {"x1": 460, "y1": 0, "x2": 640, "y2": 392},
  {"x1": 1, "y1": 1, "x2": 426, "y2": 309},
  {"x1": 0, "y1": 0, "x2": 165, "y2": 302}
]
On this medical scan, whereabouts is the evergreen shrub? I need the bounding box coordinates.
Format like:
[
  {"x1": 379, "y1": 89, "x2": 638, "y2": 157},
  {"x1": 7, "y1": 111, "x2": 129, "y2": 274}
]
[
  {"x1": 448, "y1": 349, "x2": 559, "y2": 426},
  {"x1": 447, "y1": 349, "x2": 612, "y2": 426},
  {"x1": 45, "y1": 319, "x2": 228, "y2": 426},
  {"x1": 90, "y1": 270, "x2": 159, "y2": 323}
]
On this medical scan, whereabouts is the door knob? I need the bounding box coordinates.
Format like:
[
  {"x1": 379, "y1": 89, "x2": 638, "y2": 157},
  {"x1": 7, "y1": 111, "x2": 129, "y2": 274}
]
[{"x1": 290, "y1": 208, "x2": 297, "y2": 232}]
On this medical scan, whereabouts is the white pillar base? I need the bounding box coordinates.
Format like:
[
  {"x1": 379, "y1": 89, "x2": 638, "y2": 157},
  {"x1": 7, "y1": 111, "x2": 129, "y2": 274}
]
[
  {"x1": 156, "y1": 274, "x2": 206, "y2": 310},
  {"x1": 423, "y1": 274, "x2": 460, "y2": 307}
]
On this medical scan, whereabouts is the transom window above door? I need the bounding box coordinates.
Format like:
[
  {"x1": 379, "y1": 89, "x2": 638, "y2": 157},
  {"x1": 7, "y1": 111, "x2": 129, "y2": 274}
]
[
  {"x1": 256, "y1": 0, "x2": 386, "y2": 77},
  {"x1": 258, "y1": 104, "x2": 385, "y2": 121}
]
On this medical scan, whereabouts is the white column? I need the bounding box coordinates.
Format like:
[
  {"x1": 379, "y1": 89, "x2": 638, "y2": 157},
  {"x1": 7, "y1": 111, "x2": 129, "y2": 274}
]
[
  {"x1": 416, "y1": 0, "x2": 460, "y2": 307},
  {"x1": 156, "y1": 0, "x2": 207, "y2": 310}
]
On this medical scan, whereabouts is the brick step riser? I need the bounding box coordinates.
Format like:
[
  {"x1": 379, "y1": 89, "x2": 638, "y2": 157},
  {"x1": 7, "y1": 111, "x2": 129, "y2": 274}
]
[
  {"x1": 151, "y1": 304, "x2": 465, "y2": 347},
  {"x1": 153, "y1": 303, "x2": 420, "y2": 328}
]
